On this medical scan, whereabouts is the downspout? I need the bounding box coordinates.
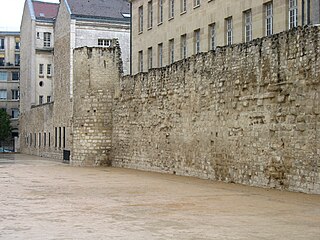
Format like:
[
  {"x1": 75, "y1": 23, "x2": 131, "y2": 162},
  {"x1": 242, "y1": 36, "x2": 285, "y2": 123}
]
[{"x1": 130, "y1": 2, "x2": 132, "y2": 75}]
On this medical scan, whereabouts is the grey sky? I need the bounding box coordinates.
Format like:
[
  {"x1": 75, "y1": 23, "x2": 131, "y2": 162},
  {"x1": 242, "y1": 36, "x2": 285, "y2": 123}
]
[{"x1": 0, "y1": 0, "x2": 59, "y2": 31}]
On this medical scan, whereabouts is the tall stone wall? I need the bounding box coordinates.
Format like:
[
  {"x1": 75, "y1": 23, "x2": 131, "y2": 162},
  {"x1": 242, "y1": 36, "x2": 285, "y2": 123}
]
[
  {"x1": 72, "y1": 46, "x2": 122, "y2": 166},
  {"x1": 112, "y1": 27, "x2": 320, "y2": 194}
]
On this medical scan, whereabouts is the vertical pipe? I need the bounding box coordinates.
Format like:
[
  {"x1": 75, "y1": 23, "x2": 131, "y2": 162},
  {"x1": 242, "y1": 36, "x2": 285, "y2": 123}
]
[{"x1": 130, "y1": 2, "x2": 133, "y2": 75}]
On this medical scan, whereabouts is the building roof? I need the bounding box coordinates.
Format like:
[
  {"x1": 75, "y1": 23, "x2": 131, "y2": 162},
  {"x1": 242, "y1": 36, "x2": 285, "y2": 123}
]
[
  {"x1": 65, "y1": 0, "x2": 130, "y2": 22},
  {"x1": 32, "y1": 0, "x2": 59, "y2": 20},
  {"x1": 0, "y1": 32, "x2": 20, "y2": 36}
]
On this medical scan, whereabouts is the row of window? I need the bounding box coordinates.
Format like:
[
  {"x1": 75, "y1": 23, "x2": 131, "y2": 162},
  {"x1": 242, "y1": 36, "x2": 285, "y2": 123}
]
[
  {"x1": 0, "y1": 38, "x2": 20, "y2": 50},
  {"x1": 0, "y1": 89, "x2": 19, "y2": 100},
  {"x1": 0, "y1": 108, "x2": 19, "y2": 119},
  {"x1": 39, "y1": 95, "x2": 51, "y2": 105},
  {"x1": 137, "y1": 0, "x2": 300, "y2": 71},
  {"x1": 0, "y1": 54, "x2": 20, "y2": 66},
  {"x1": 0, "y1": 71, "x2": 20, "y2": 81},
  {"x1": 39, "y1": 63, "x2": 52, "y2": 76},
  {"x1": 26, "y1": 127, "x2": 65, "y2": 149},
  {"x1": 139, "y1": 0, "x2": 298, "y2": 33}
]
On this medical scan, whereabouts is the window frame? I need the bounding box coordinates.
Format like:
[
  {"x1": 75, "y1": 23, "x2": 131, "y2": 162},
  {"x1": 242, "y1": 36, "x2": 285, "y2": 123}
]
[
  {"x1": 265, "y1": 2, "x2": 273, "y2": 36},
  {"x1": 244, "y1": 9, "x2": 252, "y2": 43}
]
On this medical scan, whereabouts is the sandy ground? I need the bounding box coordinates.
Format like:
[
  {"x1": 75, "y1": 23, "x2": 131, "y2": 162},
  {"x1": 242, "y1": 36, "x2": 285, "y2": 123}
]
[{"x1": 0, "y1": 154, "x2": 319, "y2": 240}]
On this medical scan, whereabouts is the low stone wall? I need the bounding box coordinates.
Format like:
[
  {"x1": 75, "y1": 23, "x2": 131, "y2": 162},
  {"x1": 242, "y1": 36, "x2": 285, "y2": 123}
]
[{"x1": 112, "y1": 27, "x2": 320, "y2": 194}]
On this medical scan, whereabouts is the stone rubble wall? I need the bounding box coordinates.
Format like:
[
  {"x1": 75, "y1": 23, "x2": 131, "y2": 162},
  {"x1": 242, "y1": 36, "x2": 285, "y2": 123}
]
[{"x1": 112, "y1": 26, "x2": 320, "y2": 194}]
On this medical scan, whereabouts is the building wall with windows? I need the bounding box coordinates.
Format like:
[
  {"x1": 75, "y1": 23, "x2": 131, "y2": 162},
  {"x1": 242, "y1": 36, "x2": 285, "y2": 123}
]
[
  {"x1": 131, "y1": 0, "x2": 320, "y2": 74},
  {"x1": 0, "y1": 32, "x2": 20, "y2": 138}
]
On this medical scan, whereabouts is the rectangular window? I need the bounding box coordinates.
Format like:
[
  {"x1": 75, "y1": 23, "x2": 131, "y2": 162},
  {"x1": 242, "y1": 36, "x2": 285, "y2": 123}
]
[
  {"x1": 55, "y1": 127, "x2": 57, "y2": 148},
  {"x1": 47, "y1": 64, "x2": 52, "y2": 76},
  {"x1": 289, "y1": 0, "x2": 298, "y2": 29},
  {"x1": 158, "y1": 43, "x2": 163, "y2": 67},
  {"x1": 194, "y1": 0, "x2": 200, "y2": 7},
  {"x1": 11, "y1": 90, "x2": 19, "y2": 100},
  {"x1": 44, "y1": 132, "x2": 46, "y2": 147},
  {"x1": 39, "y1": 133, "x2": 41, "y2": 147},
  {"x1": 0, "y1": 38, "x2": 4, "y2": 49},
  {"x1": 0, "y1": 56, "x2": 4, "y2": 66},
  {"x1": 226, "y1": 17, "x2": 233, "y2": 46},
  {"x1": 158, "y1": 0, "x2": 163, "y2": 23},
  {"x1": 63, "y1": 127, "x2": 66, "y2": 148},
  {"x1": 39, "y1": 64, "x2": 44, "y2": 75},
  {"x1": 12, "y1": 72, "x2": 19, "y2": 81},
  {"x1": 59, "y1": 127, "x2": 62, "y2": 148},
  {"x1": 15, "y1": 40, "x2": 20, "y2": 50},
  {"x1": 148, "y1": 47, "x2": 153, "y2": 69},
  {"x1": 169, "y1": 39, "x2": 174, "y2": 64},
  {"x1": 209, "y1": 23, "x2": 216, "y2": 50},
  {"x1": 138, "y1": 50, "x2": 143, "y2": 72},
  {"x1": 39, "y1": 95, "x2": 43, "y2": 105},
  {"x1": 169, "y1": 0, "x2": 175, "y2": 19},
  {"x1": 148, "y1": 1, "x2": 153, "y2": 29},
  {"x1": 180, "y1": 0, "x2": 186, "y2": 13},
  {"x1": 181, "y1": 34, "x2": 187, "y2": 59},
  {"x1": 30, "y1": 133, "x2": 32, "y2": 147},
  {"x1": 244, "y1": 10, "x2": 252, "y2": 42},
  {"x1": 34, "y1": 133, "x2": 37, "y2": 147},
  {"x1": 15, "y1": 54, "x2": 20, "y2": 66},
  {"x1": 47, "y1": 96, "x2": 51, "y2": 103},
  {"x1": 265, "y1": 2, "x2": 273, "y2": 36},
  {"x1": 11, "y1": 109, "x2": 19, "y2": 119},
  {"x1": 139, "y1": 6, "x2": 144, "y2": 32},
  {"x1": 194, "y1": 29, "x2": 200, "y2": 54},
  {"x1": 0, "y1": 71, "x2": 7, "y2": 81},
  {"x1": 37, "y1": 32, "x2": 40, "y2": 39},
  {"x1": 49, "y1": 132, "x2": 51, "y2": 147},
  {"x1": 0, "y1": 90, "x2": 7, "y2": 99},
  {"x1": 98, "y1": 39, "x2": 111, "y2": 47},
  {"x1": 43, "y1": 32, "x2": 51, "y2": 47}
]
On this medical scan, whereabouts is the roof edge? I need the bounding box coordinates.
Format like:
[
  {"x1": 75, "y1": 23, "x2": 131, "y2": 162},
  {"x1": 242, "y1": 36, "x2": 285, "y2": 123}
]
[
  {"x1": 28, "y1": 0, "x2": 36, "y2": 20},
  {"x1": 64, "y1": 0, "x2": 72, "y2": 15}
]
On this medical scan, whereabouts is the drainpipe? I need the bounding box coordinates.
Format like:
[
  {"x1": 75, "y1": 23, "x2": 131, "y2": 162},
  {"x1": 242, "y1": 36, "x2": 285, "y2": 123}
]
[{"x1": 130, "y1": 2, "x2": 133, "y2": 75}]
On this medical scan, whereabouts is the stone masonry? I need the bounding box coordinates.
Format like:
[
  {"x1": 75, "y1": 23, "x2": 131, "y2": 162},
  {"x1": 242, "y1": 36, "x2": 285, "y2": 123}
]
[{"x1": 112, "y1": 26, "x2": 320, "y2": 194}]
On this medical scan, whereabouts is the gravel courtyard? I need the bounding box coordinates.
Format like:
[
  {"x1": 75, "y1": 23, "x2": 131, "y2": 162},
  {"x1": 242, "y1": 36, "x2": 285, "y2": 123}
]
[{"x1": 0, "y1": 154, "x2": 319, "y2": 240}]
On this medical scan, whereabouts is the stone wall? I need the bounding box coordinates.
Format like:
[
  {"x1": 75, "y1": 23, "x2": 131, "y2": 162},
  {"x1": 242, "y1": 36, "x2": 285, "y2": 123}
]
[
  {"x1": 112, "y1": 26, "x2": 320, "y2": 194},
  {"x1": 72, "y1": 46, "x2": 121, "y2": 166}
]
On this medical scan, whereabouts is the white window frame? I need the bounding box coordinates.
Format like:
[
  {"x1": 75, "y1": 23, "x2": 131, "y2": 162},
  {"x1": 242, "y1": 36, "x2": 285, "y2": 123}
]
[
  {"x1": 11, "y1": 90, "x2": 19, "y2": 100},
  {"x1": 47, "y1": 64, "x2": 52, "y2": 76},
  {"x1": 194, "y1": 29, "x2": 200, "y2": 54},
  {"x1": 148, "y1": 47, "x2": 153, "y2": 69},
  {"x1": 138, "y1": 50, "x2": 143, "y2": 72},
  {"x1": 139, "y1": 6, "x2": 144, "y2": 32},
  {"x1": 226, "y1": 17, "x2": 233, "y2": 46},
  {"x1": 181, "y1": 0, "x2": 186, "y2": 13},
  {"x1": 169, "y1": 0, "x2": 175, "y2": 19},
  {"x1": 181, "y1": 34, "x2": 187, "y2": 59},
  {"x1": 158, "y1": 0, "x2": 163, "y2": 23},
  {"x1": 0, "y1": 89, "x2": 7, "y2": 99},
  {"x1": 289, "y1": 0, "x2": 298, "y2": 29},
  {"x1": 265, "y1": 2, "x2": 273, "y2": 36},
  {"x1": 209, "y1": 23, "x2": 216, "y2": 50},
  {"x1": 98, "y1": 39, "x2": 111, "y2": 47},
  {"x1": 244, "y1": 10, "x2": 252, "y2": 42},
  {"x1": 158, "y1": 43, "x2": 163, "y2": 67},
  {"x1": 194, "y1": 0, "x2": 200, "y2": 7},
  {"x1": 39, "y1": 64, "x2": 44, "y2": 75},
  {"x1": 169, "y1": 39, "x2": 174, "y2": 64},
  {"x1": 43, "y1": 32, "x2": 51, "y2": 47},
  {"x1": 0, "y1": 71, "x2": 7, "y2": 81},
  {"x1": 148, "y1": 1, "x2": 153, "y2": 29}
]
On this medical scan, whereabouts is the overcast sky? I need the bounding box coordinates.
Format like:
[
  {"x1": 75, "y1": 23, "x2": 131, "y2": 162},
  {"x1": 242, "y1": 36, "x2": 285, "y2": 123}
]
[{"x1": 0, "y1": 0, "x2": 59, "y2": 31}]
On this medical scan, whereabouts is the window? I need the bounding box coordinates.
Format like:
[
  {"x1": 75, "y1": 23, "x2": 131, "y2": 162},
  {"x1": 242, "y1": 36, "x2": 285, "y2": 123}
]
[
  {"x1": 59, "y1": 127, "x2": 61, "y2": 148},
  {"x1": 15, "y1": 54, "x2": 20, "y2": 66},
  {"x1": 15, "y1": 39, "x2": 20, "y2": 50},
  {"x1": 44, "y1": 132, "x2": 46, "y2": 147},
  {"x1": 138, "y1": 50, "x2": 143, "y2": 72},
  {"x1": 47, "y1": 64, "x2": 52, "y2": 76},
  {"x1": 169, "y1": 0, "x2": 175, "y2": 19},
  {"x1": 289, "y1": 0, "x2": 298, "y2": 29},
  {"x1": 37, "y1": 32, "x2": 40, "y2": 39},
  {"x1": 194, "y1": 0, "x2": 200, "y2": 7},
  {"x1": 0, "y1": 72, "x2": 7, "y2": 81},
  {"x1": 139, "y1": 6, "x2": 144, "y2": 32},
  {"x1": 55, "y1": 127, "x2": 57, "y2": 148},
  {"x1": 39, "y1": 133, "x2": 41, "y2": 147},
  {"x1": 169, "y1": 39, "x2": 174, "y2": 64},
  {"x1": 148, "y1": 47, "x2": 153, "y2": 69},
  {"x1": 181, "y1": 0, "x2": 186, "y2": 13},
  {"x1": 11, "y1": 90, "x2": 19, "y2": 100},
  {"x1": 47, "y1": 96, "x2": 51, "y2": 103},
  {"x1": 63, "y1": 127, "x2": 66, "y2": 148},
  {"x1": 98, "y1": 39, "x2": 111, "y2": 47},
  {"x1": 11, "y1": 109, "x2": 19, "y2": 119},
  {"x1": 244, "y1": 10, "x2": 252, "y2": 42},
  {"x1": 0, "y1": 90, "x2": 7, "y2": 99},
  {"x1": 0, "y1": 38, "x2": 4, "y2": 50},
  {"x1": 265, "y1": 2, "x2": 273, "y2": 36},
  {"x1": 12, "y1": 72, "x2": 19, "y2": 81},
  {"x1": 43, "y1": 32, "x2": 51, "y2": 47},
  {"x1": 158, "y1": 0, "x2": 163, "y2": 23},
  {"x1": 226, "y1": 17, "x2": 233, "y2": 46},
  {"x1": 148, "y1": 1, "x2": 153, "y2": 29},
  {"x1": 181, "y1": 34, "x2": 187, "y2": 59},
  {"x1": 39, "y1": 64, "x2": 44, "y2": 75},
  {"x1": 209, "y1": 23, "x2": 216, "y2": 50},
  {"x1": 0, "y1": 56, "x2": 4, "y2": 66},
  {"x1": 49, "y1": 132, "x2": 51, "y2": 147},
  {"x1": 39, "y1": 95, "x2": 43, "y2": 105},
  {"x1": 194, "y1": 29, "x2": 200, "y2": 54},
  {"x1": 34, "y1": 133, "x2": 37, "y2": 147},
  {"x1": 158, "y1": 43, "x2": 163, "y2": 67}
]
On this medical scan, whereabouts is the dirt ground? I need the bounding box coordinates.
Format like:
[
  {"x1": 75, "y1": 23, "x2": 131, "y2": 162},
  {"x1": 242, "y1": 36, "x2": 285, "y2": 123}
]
[{"x1": 0, "y1": 154, "x2": 319, "y2": 240}]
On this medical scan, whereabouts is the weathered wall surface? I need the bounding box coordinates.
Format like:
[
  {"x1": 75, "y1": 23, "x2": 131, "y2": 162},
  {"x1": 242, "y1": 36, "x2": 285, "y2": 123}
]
[
  {"x1": 72, "y1": 46, "x2": 121, "y2": 166},
  {"x1": 112, "y1": 27, "x2": 320, "y2": 194}
]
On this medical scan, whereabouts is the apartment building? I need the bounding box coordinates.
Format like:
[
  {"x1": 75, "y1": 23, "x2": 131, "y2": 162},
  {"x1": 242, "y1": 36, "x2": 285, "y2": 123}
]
[
  {"x1": 0, "y1": 32, "x2": 20, "y2": 138},
  {"x1": 20, "y1": 0, "x2": 58, "y2": 111},
  {"x1": 131, "y1": 0, "x2": 320, "y2": 74}
]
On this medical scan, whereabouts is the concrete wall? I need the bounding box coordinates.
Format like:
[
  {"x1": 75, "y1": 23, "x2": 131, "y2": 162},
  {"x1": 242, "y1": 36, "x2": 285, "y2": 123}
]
[{"x1": 112, "y1": 26, "x2": 320, "y2": 194}]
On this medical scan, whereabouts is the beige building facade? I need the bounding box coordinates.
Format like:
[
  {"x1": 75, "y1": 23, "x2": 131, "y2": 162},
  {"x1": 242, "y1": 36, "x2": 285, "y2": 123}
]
[
  {"x1": 131, "y1": 0, "x2": 320, "y2": 74},
  {"x1": 0, "y1": 32, "x2": 20, "y2": 139}
]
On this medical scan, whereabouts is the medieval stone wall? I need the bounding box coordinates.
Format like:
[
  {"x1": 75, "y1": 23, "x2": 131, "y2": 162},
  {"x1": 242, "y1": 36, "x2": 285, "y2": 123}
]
[{"x1": 112, "y1": 27, "x2": 320, "y2": 194}]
